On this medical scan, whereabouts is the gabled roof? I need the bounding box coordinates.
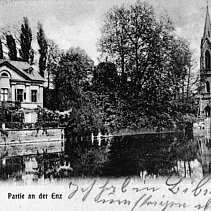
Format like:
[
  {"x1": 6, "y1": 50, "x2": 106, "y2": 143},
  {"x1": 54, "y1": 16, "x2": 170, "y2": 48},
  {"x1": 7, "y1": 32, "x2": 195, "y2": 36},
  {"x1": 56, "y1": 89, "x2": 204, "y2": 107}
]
[{"x1": 0, "y1": 59, "x2": 45, "y2": 83}]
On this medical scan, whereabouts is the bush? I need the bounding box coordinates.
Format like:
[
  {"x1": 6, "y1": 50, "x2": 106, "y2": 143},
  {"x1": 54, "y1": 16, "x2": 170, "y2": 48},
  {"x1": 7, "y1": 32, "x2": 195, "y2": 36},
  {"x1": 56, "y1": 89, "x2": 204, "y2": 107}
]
[
  {"x1": 43, "y1": 121, "x2": 59, "y2": 128},
  {"x1": 5, "y1": 122, "x2": 23, "y2": 129},
  {"x1": 23, "y1": 123, "x2": 34, "y2": 129}
]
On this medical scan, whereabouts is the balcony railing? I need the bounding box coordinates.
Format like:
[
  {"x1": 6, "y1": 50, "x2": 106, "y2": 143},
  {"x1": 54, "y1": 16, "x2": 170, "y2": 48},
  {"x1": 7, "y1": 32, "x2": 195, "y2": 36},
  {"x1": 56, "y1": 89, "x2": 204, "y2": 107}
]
[
  {"x1": 0, "y1": 100, "x2": 21, "y2": 109},
  {"x1": 201, "y1": 68, "x2": 211, "y2": 75},
  {"x1": 202, "y1": 68, "x2": 211, "y2": 73}
]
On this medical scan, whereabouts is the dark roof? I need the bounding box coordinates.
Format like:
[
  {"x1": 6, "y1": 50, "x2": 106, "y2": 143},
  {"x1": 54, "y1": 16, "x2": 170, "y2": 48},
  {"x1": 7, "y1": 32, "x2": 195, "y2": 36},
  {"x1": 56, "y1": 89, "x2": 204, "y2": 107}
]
[{"x1": 0, "y1": 59, "x2": 45, "y2": 82}]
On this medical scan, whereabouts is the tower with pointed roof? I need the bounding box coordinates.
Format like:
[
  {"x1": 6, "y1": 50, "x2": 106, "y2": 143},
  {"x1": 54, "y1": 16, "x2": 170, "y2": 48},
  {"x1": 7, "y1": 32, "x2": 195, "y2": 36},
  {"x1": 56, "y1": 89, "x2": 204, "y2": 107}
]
[{"x1": 200, "y1": 5, "x2": 211, "y2": 115}]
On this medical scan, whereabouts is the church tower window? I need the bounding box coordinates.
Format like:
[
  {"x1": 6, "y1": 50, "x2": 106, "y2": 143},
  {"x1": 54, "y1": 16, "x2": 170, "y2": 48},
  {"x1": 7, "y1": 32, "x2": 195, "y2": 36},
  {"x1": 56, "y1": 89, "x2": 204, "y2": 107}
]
[{"x1": 205, "y1": 50, "x2": 211, "y2": 69}]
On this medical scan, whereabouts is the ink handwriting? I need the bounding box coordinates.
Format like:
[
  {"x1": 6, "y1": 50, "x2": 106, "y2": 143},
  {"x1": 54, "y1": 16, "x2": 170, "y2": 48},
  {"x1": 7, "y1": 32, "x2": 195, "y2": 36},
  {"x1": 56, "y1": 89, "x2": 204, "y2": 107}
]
[{"x1": 67, "y1": 176, "x2": 211, "y2": 210}]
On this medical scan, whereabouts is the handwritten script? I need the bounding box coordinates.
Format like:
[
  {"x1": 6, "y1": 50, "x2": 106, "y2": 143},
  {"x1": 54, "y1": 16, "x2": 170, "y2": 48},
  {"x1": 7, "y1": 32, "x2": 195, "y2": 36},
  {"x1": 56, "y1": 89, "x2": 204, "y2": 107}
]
[{"x1": 67, "y1": 175, "x2": 211, "y2": 211}]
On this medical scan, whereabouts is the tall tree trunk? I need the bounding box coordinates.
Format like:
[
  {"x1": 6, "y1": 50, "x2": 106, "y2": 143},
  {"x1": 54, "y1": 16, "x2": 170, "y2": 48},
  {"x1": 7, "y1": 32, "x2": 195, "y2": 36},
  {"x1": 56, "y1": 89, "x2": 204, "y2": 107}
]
[
  {"x1": 184, "y1": 161, "x2": 186, "y2": 177},
  {"x1": 186, "y1": 65, "x2": 191, "y2": 100},
  {"x1": 47, "y1": 69, "x2": 50, "y2": 89},
  {"x1": 188, "y1": 161, "x2": 191, "y2": 177},
  {"x1": 176, "y1": 160, "x2": 179, "y2": 175}
]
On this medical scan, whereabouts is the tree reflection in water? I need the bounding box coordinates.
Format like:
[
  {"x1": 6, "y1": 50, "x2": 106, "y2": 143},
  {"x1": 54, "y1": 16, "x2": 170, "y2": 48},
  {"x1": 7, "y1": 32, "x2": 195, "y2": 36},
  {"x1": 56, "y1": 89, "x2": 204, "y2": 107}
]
[{"x1": 0, "y1": 153, "x2": 73, "y2": 182}]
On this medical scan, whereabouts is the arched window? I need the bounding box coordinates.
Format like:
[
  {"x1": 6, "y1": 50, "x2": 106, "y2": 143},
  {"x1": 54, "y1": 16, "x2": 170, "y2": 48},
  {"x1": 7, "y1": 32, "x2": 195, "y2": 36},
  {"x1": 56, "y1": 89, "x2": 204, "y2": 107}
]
[
  {"x1": 1, "y1": 72, "x2": 9, "y2": 77},
  {"x1": 0, "y1": 71, "x2": 10, "y2": 89},
  {"x1": 205, "y1": 50, "x2": 211, "y2": 69},
  {"x1": 206, "y1": 81, "x2": 210, "y2": 93}
]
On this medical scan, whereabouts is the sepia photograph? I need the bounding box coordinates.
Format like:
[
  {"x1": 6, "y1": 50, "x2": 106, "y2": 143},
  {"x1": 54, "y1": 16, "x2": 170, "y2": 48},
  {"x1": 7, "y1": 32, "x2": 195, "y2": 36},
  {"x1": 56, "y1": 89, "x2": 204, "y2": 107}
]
[{"x1": 0, "y1": 0, "x2": 211, "y2": 210}]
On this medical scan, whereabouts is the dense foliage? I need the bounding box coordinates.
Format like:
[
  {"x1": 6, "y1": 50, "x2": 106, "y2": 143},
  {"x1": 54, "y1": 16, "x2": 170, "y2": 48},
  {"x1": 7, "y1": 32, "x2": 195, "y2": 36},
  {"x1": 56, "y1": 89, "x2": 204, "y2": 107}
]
[
  {"x1": 37, "y1": 22, "x2": 48, "y2": 77},
  {"x1": 39, "y1": 1, "x2": 198, "y2": 137},
  {"x1": 0, "y1": 1, "x2": 199, "y2": 177},
  {"x1": 19, "y1": 17, "x2": 33, "y2": 63},
  {"x1": 61, "y1": 2, "x2": 198, "y2": 177},
  {"x1": 6, "y1": 34, "x2": 17, "y2": 60},
  {"x1": 96, "y1": 2, "x2": 197, "y2": 131}
]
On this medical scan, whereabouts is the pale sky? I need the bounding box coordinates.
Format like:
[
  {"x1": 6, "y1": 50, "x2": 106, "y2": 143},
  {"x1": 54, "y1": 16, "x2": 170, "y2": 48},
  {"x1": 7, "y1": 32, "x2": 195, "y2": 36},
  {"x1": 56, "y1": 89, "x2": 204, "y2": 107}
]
[{"x1": 0, "y1": 0, "x2": 209, "y2": 67}]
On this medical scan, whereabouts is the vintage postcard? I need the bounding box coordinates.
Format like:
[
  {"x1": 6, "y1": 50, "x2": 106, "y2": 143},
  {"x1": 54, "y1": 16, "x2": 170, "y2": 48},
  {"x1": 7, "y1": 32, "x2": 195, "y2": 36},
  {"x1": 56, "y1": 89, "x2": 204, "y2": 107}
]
[{"x1": 0, "y1": 0, "x2": 210, "y2": 210}]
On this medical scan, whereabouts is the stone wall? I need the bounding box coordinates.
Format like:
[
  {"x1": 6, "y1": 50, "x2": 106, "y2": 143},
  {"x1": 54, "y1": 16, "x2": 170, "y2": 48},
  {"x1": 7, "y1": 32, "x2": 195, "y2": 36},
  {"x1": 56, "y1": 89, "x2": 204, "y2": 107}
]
[{"x1": 0, "y1": 128, "x2": 65, "y2": 157}]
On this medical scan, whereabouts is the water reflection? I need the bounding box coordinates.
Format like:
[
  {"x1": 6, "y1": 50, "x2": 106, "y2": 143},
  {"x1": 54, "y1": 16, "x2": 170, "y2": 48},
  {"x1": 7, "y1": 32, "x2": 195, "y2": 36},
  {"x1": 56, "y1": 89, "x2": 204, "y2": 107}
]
[
  {"x1": 0, "y1": 130, "x2": 205, "y2": 184},
  {"x1": 0, "y1": 153, "x2": 73, "y2": 184},
  {"x1": 0, "y1": 154, "x2": 204, "y2": 184}
]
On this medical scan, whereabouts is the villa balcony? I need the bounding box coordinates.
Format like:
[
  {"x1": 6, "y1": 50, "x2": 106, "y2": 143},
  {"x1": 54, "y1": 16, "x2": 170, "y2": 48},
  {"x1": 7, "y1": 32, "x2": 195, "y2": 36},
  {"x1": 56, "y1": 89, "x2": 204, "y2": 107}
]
[
  {"x1": 0, "y1": 100, "x2": 21, "y2": 109},
  {"x1": 201, "y1": 68, "x2": 211, "y2": 76}
]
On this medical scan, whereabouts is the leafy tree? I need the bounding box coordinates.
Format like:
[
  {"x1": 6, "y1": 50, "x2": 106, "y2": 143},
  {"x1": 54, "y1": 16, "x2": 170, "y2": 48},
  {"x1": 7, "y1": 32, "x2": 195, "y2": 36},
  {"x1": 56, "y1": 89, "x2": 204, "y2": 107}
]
[
  {"x1": 98, "y1": 1, "x2": 195, "y2": 130},
  {"x1": 98, "y1": 5, "x2": 128, "y2": 76},
  {"x1": 93, "y1": 61, "x2": 119, "y2": 94},
  {"x1": 49, "y1": 47, "x2": 105, "y2": 142},
  {"x1": 6, "y1": 34, "x2": 17, "y2": 60},
  {"x1": 19, "y1": 17, "x2": 33, "y2": 63},
  {"x1": 53, "y1": 47, "x2": 94, "y2": 111},
  {"x1": 46, "y1": 39, "x2": 60, "y2": 88},
  {"x1": 37, "y1": 22, "x2": 48, "y2": 78},
  {"x1": 92, "y1": 62, "x2": 120, "y2": 130},
  {"x1": 43, "y1": 40, "x2": 61, "y2": 109},
  {"x1": 65, "y1": 91, "x2": 104, "y2": 138}
]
